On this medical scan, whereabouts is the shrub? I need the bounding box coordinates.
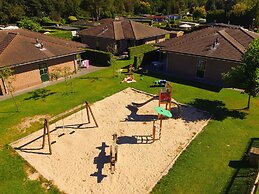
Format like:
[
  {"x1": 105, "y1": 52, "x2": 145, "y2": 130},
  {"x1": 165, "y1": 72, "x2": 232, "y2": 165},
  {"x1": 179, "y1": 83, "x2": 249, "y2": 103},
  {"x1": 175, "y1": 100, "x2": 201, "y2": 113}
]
[
  {"x1": 41, "y1": 17, "x2": 59, "y2": 26},
  {"x1": 128, "y1": 44, "x2": 158, "y2": 59},
  {"x1": 82, "y1": 48, "x2": 113, "y2": 67},
  {"x1": 68, "y1": 16, "x2": 78, "y2": 22},
  {"x1": 133, "y1": 54, "x2": 144, "y2": 68},
  {"x1": 17, "y1": 18, "x2": 41, "y2": 31},
  {"x1": 133, "y1": 50, "x2": 159, "y2": 68}
]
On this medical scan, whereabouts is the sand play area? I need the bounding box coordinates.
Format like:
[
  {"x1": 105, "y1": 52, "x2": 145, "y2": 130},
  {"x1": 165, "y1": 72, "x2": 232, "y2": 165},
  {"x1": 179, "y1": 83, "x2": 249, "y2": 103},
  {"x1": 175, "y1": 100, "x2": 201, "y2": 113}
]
[{"x1": 11, "y1": 88, "x2": 210, "y2": 194}]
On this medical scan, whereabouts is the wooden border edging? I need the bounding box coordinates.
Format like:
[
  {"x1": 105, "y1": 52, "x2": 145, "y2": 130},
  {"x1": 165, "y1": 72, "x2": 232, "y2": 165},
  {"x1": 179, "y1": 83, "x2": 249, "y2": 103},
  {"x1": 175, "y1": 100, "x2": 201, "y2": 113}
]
[{"x1": 251, "y1": 171, "x2": 259, "y2": 194}]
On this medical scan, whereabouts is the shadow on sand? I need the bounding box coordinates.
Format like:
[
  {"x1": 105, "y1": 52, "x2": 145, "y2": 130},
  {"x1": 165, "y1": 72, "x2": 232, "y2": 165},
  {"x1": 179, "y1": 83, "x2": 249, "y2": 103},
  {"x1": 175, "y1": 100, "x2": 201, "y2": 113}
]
[
  {"x1": 116, "y1": 135, "x2": 153, "y2": 144},
  {"x1": 90, "y1": 142, "x2": 109, "y2": 183},
  {"x1": 124, "y1": 104, "x2": 157, "y2": 122}
]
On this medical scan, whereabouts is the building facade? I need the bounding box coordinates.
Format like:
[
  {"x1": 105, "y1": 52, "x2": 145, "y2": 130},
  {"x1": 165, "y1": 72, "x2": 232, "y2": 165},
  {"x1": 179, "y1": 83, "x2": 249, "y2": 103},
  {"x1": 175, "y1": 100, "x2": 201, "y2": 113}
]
[{"x1": 0, "y1": 29, "x2": 86, "y2": 95}]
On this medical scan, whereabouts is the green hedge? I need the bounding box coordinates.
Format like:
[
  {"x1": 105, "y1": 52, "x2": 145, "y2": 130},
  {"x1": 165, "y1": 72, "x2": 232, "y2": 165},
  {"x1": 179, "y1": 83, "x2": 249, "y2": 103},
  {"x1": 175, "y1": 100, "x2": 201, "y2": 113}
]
[
  {"x1": 133, "y1": 50, "x2": 159, "y2": 68},
  {"x1": 82, "y1": 48, "x2": 113, "y2": 67},
  {"x1": 128, "y1": 44, "x2": 158, "y2": 59}
]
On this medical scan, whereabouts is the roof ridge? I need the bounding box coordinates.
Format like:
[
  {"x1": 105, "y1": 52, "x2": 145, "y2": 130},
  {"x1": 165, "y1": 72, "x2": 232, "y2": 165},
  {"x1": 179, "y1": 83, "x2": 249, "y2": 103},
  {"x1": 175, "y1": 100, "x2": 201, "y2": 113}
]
[
  {"x1": 218, "y1": 30, "x2": 245, "y2": 54},
  {"x1": 240, "y1": 27, "x2": 259, "y2": 39},
  {"x1": 165, "y1": 27, "x2": 216, "y2": 49},
  {"x1": 129, "y1": 20, "x2": 136, "y2": 40},
  {"x1": 113, "y1": 21, "x2": 116, "y2": 40},
  {"x1": 17, "y1": 29, "x2": 84, "y2": 49},
  {"x1": 0, "y1": 32, "x2": 17, "y2": 55}
]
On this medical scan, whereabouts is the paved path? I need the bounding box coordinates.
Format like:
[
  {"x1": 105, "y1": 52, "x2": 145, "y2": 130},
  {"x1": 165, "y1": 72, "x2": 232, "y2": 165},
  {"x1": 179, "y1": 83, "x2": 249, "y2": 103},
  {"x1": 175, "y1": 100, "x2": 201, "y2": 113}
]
[{"x1": 0, "y1": 66, "x2": 106, "y2": 102}]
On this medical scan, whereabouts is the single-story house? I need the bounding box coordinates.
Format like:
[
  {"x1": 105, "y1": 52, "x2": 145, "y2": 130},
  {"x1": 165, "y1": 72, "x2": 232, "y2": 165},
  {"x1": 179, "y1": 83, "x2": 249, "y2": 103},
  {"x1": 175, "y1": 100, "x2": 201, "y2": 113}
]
[
  {"x1": 78, "y1": 19, "x2": 170, "y2": 54},
  {"x1": 0, "y1": 28, "x2": 87, "y2": 95},
  {"x1": 157, "y1": 24, "x2": 259, "y2": 86}
]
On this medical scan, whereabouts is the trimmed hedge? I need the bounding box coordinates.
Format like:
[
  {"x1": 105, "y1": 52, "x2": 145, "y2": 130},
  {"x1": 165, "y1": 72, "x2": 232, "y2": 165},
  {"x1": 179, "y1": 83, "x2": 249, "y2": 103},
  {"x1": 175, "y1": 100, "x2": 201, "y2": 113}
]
[
  {"x1": 82, "y1": 48, "x2": 113, "y2": 67},
  {"x1": 128, "y1": 44, "x2": 158, "y2": 59},
  {"x1": 133, "y1": 50, "x2": 159, "y2": 68}
]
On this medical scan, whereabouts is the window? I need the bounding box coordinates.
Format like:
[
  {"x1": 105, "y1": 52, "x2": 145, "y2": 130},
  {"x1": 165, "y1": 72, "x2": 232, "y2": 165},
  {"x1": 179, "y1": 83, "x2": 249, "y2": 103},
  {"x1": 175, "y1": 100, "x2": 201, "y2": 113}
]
[{"x1": 196, "y1": 59, "x2": 206, "y2": 78}]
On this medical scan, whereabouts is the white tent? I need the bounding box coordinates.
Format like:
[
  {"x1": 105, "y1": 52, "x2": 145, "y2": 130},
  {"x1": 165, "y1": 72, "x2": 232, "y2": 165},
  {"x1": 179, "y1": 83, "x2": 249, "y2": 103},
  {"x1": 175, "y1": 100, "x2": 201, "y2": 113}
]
[
  {"x1": 179, "y1": 24, "x2": 192, "y2": 29},
  {"x1": 0, "y1": 26, "x2": 19, "y2": 30}
]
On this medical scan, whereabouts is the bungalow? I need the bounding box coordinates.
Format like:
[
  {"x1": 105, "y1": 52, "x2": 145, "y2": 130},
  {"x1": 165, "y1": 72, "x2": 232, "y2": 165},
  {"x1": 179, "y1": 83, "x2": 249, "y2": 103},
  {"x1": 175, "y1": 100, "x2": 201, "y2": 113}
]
[
  {"x1": 0, "y1": 28, "x2": 87, "y2": 96},
  {"x1": 78, "y1": 19, "x2": 170, "y2": 54},
  {"x1": 157, "y1": 24, "x2": 259, "y2": 86}
]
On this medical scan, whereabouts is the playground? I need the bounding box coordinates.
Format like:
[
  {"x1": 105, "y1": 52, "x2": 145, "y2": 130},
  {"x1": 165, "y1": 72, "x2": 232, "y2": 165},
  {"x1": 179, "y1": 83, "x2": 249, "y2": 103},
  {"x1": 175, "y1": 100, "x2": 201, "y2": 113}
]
[{"x1": 11, "y1": 87, "x2": 210, "y2": 194}]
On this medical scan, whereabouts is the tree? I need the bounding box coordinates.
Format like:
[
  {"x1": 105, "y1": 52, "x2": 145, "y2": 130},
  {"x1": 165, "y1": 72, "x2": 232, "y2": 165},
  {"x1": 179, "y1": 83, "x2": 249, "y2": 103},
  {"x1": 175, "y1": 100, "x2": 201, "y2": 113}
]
[
  {"x1": 0, "y1": 67, "x2": 19, "y2": 112},
  {"x1": 18, "y1": 18, "x2": 41, "y2": 31},
  {"x1": 193, "y1": 6, "x2": 207, "y2": 19},
  {"x1": 49, "y1": 67, "x2": 74, "y2": 93},
  {"x1": 223, "y1": 39, "x2": 259, "y2": 109},
  {"x1": 231, "y1": 2, "x2": 248, "y2": 16}
]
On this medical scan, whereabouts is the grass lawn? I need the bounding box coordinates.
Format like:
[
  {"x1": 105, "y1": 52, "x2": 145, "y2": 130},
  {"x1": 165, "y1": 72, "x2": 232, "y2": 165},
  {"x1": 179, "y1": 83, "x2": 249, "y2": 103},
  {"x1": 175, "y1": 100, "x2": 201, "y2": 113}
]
[
  {"x1": 0, "y1": 60, "x2": 258, "y2": 193},
  {"x1": 47, "y1": 30, "x2": 72, "y2": 40}
]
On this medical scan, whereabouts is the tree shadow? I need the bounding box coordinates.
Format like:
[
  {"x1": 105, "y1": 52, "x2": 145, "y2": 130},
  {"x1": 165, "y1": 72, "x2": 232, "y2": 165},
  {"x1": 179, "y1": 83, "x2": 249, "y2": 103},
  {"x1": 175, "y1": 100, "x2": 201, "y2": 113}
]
[
  {"x1": 188, "y1": 99, "x2": 247, "y2": 121},
  {"x1": 24, "y1": 89, "x2": 56, "y2": 101},
  {"x1": 224, "y1": 138, "x2": 259, "y2": 194},
  {"x1": 77, "y1": 76, "x2": 107, "y2": 83},
  {"x1": 124, "y1": 104, "x2": 157, "y2": 122},
  {"x1": 90, "y1": 142, "x2": 109, "y2": 183}
]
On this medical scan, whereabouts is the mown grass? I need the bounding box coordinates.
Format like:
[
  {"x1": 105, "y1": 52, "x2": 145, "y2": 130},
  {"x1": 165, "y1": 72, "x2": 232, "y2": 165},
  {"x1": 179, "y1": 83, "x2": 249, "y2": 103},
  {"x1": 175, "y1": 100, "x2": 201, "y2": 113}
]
[
  {"x1": 47, "y1": 30, "x2": 72, "y2": 40},
  {"x1": 0, "y1": 59, "x2": 258, "y2": 193}
]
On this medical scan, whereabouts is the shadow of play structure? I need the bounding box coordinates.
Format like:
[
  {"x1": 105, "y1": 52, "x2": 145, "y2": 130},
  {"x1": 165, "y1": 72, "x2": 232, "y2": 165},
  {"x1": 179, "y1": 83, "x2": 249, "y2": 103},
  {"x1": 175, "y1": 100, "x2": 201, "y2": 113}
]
[
  {"x1": 15, "y1": 101, "x2": 98, "y2": 155},
  {"x1": 123, "y1": 83, "x2": 180, "y2": 143},
  {"x1": 90, "y1": 142, "x2": 109, "y2": 183},
  {"x1": 91, "y1": 135, "x2": 119, "y2": 182}
]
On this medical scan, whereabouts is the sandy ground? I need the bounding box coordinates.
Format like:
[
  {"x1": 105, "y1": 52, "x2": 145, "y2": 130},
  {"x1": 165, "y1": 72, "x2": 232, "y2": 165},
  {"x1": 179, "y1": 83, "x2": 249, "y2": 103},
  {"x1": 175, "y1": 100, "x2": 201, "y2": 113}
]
[{"x1": 11, "y1": 88, "x2": 210, "y2": 194}]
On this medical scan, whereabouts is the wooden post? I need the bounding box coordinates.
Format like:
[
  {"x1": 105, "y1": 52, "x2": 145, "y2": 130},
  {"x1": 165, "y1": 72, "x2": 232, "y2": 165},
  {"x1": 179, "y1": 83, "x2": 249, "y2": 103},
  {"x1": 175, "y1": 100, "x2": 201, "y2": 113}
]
[
  {"x1": 42, "y1": 119, "x2": 47, "y2": 149},
  {"x1": 46, "y1": 119, "x2": 52, "y2": 155},
  {"x1": 85, "y1": 102, "x2": 90, "y2": 123},
  {"x1": 159, "y1": 118, "x2": 162, "y2": 139},
  {"x1": 42, "y1": 119, "x2": 52, "y2": 155},
  {"x1": 152, "y1": 120, "x2": 156, "y2": 141},
  {"x1": 85, "y1": 101, "x2": 98, "y2": 127}
]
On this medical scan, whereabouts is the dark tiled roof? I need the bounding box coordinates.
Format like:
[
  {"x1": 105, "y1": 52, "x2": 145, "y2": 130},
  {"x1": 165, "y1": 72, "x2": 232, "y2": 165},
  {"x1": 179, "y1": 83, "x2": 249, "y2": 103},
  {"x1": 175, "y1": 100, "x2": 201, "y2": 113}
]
[
  {"x1": 158, "y1": 24, "x2": 259, "y2": 62},
  {"x1": 0, "y1": 29, "x2": 87, "y2": 67},
  {"x1": 78, "y1": 20, "x2": 169, "y2": 40}
]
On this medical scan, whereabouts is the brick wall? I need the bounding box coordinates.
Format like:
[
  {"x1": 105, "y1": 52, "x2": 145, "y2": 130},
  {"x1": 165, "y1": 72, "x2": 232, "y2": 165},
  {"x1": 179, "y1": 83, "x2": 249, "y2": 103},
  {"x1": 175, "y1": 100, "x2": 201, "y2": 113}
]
[
  {"x1": 12, "y1": 63, "x2": 42, "y2": 92},
  {"x1": 48, "y1": 55, "x2": 76, "y2": 73},
  {"x1": 166, "y1": 52, "x2": 239, "y2": 86},
  {"x1": 1, "y1": 55, "x2": 77, "y2": 95}
]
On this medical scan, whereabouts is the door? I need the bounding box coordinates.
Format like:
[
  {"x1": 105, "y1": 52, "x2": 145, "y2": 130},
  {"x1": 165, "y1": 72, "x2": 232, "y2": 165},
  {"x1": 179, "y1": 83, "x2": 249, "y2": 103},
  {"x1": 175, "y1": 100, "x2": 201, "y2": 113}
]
[
  {"x1": 196, "y1": 59, "x2": 206, "y2": 79},
  {"x1": 39, "y1": 64, "x2": 49, "y2": 82}
]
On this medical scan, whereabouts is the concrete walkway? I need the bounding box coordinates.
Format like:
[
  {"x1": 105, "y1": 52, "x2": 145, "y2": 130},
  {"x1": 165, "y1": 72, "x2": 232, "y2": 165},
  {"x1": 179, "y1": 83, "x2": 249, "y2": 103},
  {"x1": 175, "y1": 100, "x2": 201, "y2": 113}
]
[{"x1": 0, "y1": 65, "x2": 106, "y2": 102}]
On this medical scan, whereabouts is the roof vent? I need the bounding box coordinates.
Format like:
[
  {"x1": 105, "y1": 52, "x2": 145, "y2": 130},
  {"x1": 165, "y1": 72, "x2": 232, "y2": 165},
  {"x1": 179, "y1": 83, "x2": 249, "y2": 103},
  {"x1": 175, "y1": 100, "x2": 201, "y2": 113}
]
[
  {"x1": 35, "y1": 38, "x2": 42, "y2": 48},
  {"x1": 39, "y1": 43, "x2": 46, "y2": 51},
  {"x1": 211, "y1": 37, "x2": 220, "y2": 50}
]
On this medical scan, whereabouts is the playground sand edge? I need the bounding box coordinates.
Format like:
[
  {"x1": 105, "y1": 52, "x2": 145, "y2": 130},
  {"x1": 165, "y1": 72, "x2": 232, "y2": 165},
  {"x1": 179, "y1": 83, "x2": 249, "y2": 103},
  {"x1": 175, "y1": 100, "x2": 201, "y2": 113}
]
[{"x1": 11, "y1": 87, "x2": 210, "y2": 194}]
